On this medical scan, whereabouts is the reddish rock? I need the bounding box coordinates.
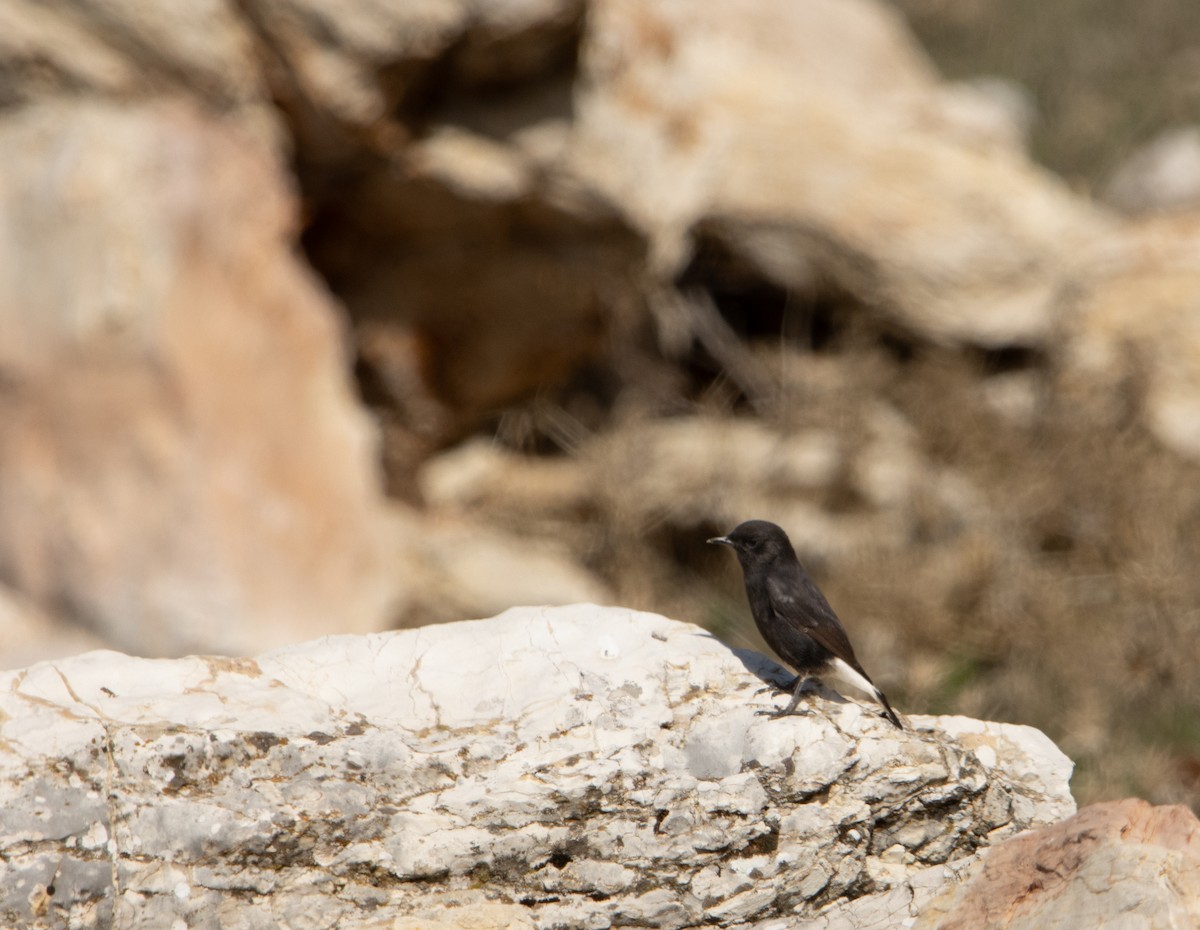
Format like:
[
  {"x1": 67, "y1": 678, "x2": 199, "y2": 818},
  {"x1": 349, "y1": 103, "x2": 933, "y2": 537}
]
[{"x1": 920, "y1": 798, "x2": 1200, "y2": 929}]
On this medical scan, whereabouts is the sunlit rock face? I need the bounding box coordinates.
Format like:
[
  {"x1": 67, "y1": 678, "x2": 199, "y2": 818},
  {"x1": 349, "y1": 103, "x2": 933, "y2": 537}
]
[{"x1": 0, "y1": 605, "x2": 1075, "y2": 929}]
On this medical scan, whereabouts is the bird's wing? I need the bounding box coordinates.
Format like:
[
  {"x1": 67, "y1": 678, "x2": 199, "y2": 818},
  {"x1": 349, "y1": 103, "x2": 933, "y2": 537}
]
[{"x1": 766, "y1": 569, "x2": 873, "y2": 681}]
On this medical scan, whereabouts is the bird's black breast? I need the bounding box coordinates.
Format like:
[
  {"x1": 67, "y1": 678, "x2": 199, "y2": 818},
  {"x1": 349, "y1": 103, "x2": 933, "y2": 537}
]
[{"x1": 743, "y1": 567, "x2": 834, "y2": 673}]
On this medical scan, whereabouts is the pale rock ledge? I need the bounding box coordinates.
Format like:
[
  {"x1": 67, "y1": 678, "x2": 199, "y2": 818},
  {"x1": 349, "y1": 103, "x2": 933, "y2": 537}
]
[{"x1": 0, "y1": 605, "x2": 1074, "y2": 929}]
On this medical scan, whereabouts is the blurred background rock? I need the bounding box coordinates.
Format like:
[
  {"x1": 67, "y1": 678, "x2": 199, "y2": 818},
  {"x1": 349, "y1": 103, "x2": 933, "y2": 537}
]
[{"x1": 0, "y1": 0, "x2": 1197, "y2": 812}]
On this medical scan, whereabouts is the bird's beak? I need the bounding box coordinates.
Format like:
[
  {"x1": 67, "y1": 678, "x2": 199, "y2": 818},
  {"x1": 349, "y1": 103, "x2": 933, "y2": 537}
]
[{"x1": 707, "y1": 536, "x2": 733, "y2": 547}]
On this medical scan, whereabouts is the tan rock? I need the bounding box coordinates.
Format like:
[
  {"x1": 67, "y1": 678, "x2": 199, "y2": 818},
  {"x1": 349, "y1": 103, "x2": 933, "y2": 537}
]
[
  {"x1": 1059, "y1": 212, "x2": 1200, "y2": 458},
  {"x1": 0, "y1": 100, "x2": 398, "y2": 656},
  {"x1": 418, "y1": 436, "x2": 590, "y2": 516},
  {"x1": 239, "y1": 0, "x2": 584, "y2": 132},
  {"x1": 917, "y1": 798, "x2": 1200, "y2": 929},
  {"x1": 0, "y1": 0, "x2": 139, "y2": 98},
  {"x1": 240, "y1": 0, "x2": 644, "y2": 444},
  {"x1": 1105, "y1": 125, "x2": 1200, "y2": 215},
  {"x1": 0, "y1": 0, "x2": 276, "y2": 140},
  {"x1": 572, "y1": 0, "x2": 1110, "y2": 344},
  {"x1": 239, "y1": 0, "x2": 469, "y2": 131},
  {"x1": 317, "y1": 132, "x2": 645, "y2": 440},
  {"x1": 392, "y1": 511, "x2": 611, "y2": 627}
]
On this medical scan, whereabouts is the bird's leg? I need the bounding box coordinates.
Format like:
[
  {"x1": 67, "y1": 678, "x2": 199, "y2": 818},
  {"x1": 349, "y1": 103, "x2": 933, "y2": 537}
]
[
  {"x1": 756, "y1": 674, "x2": 814, "y2": 718},
  {"x1": 755, "y1": 674, "x2": 801, "y2": 696}
]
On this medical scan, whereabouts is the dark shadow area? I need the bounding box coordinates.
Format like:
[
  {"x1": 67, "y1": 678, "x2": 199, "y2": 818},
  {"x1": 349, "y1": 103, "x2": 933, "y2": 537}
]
[
  {"x1": 969, "y1": 344, "x2": 1046, "y2": 376},
  {"x1": 695, "y1": 632, "x2": 855, "y2": 712},
  {"x1": 676, "y1": 232, "x2": 854, "y2": 354}
]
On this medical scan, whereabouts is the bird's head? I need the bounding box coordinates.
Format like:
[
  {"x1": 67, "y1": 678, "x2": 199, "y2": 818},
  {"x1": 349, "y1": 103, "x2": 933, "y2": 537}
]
[{"x1": 707, "y1": 519, "x2": 795, "y2": 567}]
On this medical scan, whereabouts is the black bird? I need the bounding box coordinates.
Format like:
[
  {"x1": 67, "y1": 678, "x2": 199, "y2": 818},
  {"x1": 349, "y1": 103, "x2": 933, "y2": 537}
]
[{"x1": 709, "y1": 519, "x2": 903, "y2": 728}]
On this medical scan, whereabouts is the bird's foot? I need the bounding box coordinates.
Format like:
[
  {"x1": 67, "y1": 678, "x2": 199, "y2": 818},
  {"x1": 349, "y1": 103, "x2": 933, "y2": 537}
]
[
  {"x1": 755, "y1": 674, "x2": 820, "y2": 718},
  {"x1": 755, "y1": 675, "x2": 804, "y2": 697}
]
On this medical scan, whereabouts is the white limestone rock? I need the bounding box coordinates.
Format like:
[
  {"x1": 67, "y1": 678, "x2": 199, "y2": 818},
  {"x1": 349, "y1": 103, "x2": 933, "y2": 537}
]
[{"x1": 0, "y1": 605, "x2": 1074, "y2": 929}]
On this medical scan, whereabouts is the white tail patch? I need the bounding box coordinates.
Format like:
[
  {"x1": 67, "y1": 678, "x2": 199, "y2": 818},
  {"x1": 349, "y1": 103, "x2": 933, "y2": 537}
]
[{"x1": 828, "y1": 657, "x2": 881, "y2": 701}]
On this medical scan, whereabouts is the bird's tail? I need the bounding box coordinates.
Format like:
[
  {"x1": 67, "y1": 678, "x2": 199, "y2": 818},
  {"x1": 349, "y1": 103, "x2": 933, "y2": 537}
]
[
  {"x1": 829, "y1": 657, "x2": 904, "y2": 729},
  {"x1": 874, "y1": 688, "x2": 903, "y2": 729}
]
